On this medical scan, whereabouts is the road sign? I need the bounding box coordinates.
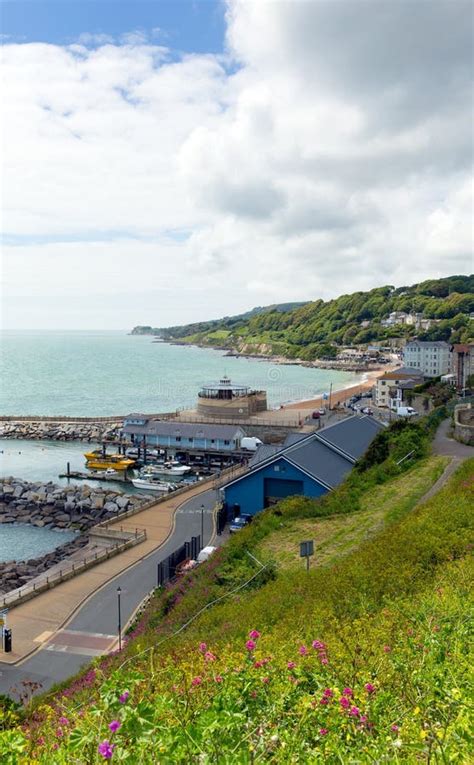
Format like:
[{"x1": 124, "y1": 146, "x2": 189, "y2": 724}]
[{"x1": 300, "y1": 540, "x2": 314, "y2": 557}]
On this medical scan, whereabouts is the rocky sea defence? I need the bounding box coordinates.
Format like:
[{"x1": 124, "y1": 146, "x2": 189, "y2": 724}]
[
  {"x1": 0, "y1": 419, "x2": 123, "y2": 441},
  {"x1": 0, "y1": 478, "x2": 152, "y2": 594}
]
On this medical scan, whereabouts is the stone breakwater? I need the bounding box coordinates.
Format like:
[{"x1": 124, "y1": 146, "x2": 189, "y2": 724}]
[
  {"x1": 0, "y1": 420, "x2": 122, "y2": 442},
  {"x1": 0, "y1": 478, "x2": 152, "y2": 595}
]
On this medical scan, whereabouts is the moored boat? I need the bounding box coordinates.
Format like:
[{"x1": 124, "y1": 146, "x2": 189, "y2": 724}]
[
  {"x1": 144, "y1": 460, "x2": 192, "y2": 476},
  {"x1": 84, "y1": 450, "x2": 135, "y2": 471},
  {"x1": 131, "y1": 477, "x2": 173, "y2": 493}
]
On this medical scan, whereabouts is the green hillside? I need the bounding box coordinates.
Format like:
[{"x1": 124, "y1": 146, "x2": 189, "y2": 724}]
[
  {"x1": 2, "y1": 413, "x2": 473, "y2": 763},
  {"x1": 139, "y1": 275, "x2": 474, "y2": 360}
]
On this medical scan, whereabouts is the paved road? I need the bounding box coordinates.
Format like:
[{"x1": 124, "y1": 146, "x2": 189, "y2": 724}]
[
  {"x1": 432, "y1": 417, "x2": 473, "y2": 458},
  {"x1": 0, "y1": 488, "x2": 218, "y2": 698}
]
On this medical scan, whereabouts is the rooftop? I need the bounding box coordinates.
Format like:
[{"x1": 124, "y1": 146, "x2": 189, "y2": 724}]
[{"x1": 123, "y1": 420, "x2": 246, "y2": 441}]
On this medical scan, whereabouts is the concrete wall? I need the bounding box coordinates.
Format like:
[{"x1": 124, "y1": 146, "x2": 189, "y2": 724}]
[{"x1": 454, "y1": 404, "x2": 474, "y2": 446}]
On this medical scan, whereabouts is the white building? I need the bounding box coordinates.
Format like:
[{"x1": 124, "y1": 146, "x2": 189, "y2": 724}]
[
  {"x1": 374, "y1": 367, "x2": 424, "y2": 408},
  {"x1": 403, "y1": 341, "x2": 450, "y2": 377}
]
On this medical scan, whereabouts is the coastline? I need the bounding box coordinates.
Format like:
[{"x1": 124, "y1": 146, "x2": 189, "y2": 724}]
[{"x1": 279, "y1": 367, "x2": 392, "y2": 412}]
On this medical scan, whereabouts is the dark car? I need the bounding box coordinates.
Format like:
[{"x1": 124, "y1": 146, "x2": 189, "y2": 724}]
[{"x1": 229, "y1": 515, "x2": 252, "y2": 533}]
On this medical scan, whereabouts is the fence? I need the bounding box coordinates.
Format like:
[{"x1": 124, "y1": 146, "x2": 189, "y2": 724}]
[
  {"x1": 156, "y1": 535, "x2": 202, "y2": 587},
  {"x1": 1, "y1": 527, "x2": 147, "y2": 609}
]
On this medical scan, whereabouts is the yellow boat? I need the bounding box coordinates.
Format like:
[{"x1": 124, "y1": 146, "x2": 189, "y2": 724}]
[{"x1": 84, "y1": 451, "x2": 135, "y2": 471}]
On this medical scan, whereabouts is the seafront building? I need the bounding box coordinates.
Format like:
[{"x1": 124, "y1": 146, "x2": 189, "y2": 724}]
[
  {"x1": 122, "y1": 416, "x2": 246, "y2": 454},
  {"x1": 374, "y1": 366, "x2": 424, "y2": 408},
  {"x1": 403, "y1": 340, "x2": 450, "y2": 377},
  {"x1": 197, "y1": 376, "x2": 267, "y2": 419},
  {"x1": 221, "y1": 416, "x2": 383, "y2": 517}
]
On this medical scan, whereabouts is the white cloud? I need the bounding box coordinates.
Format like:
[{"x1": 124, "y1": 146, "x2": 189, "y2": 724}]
[{"x1": 1, "y1": 1, "x2": 472, "y2": 329}]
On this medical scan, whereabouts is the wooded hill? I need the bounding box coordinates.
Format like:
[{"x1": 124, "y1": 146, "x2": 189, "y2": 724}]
[{"x1": 133, "y1": 275, "x2": 474, "y2": 361}]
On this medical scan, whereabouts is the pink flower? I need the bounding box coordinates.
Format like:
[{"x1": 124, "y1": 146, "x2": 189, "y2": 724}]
[
  {"x1": 320, "y1": 656, "x2": 329, "y2": 665},
  {"x1": 391, "y1": 724, "x2": 400, "y2": 733},
  {"x1": 343, "y1": 687, "x2": 353, "y2": 697},
  {"x1": 108, "y1": 720, "x2": 121, "y2": 733},
  {"x1": 52, "y1": 743, "x2": 59, "y2": 750},
  {"x1": 312, "y1": 640, "x2": 326, "y2": 650},
  {"x1": 204, "y1": 651, "x2": 216, "y2": 662},
  {"x1": 323, "y1": 688, "x2": 333, "y2": 698},
  {"x1": 287, "y1": 661, "x2": 296, "y2": 669},
  {"x1": 319, "y1": 697, "x2": 329, "y2": 705},
  {"x1": 299, "y1": 645, "x2": 308, "y2": 655},
  {"x1": 339, "y1": 696, "x2": 350, "y2": 709},
  {"x1": 55, "y1": 729, "x2": 64, "y2": 738},
  {"x1": 198, "y1": 642, "x2": 207, "y2": 653},
  {"x1": 37, "y1": 737, "x2": 45, "y2": 746},
  {"x1": 349, "y1": 706, "x2": 360, "y2": 717},
  {"x1": 58, "y1": 717, "x2": 69, "y2": 726},
  {"x1": 98, "y1": 740, "x2": 115, "y2": 759},
  {"x1": 246, "y1": 639, "x2": 256, "y2": 652},
  {"x1": 364, "y1": 683, "x2": 376, "y2": 694},
  {"x1": 191, "y1": 676, "x2": 203, "y2": 686},
  {"x1": 262, "y1": 676, "x2": 269, "y2": 684},
  {"x1": 383, "y1": 645, "x2": 391, "y2": 653},
  {"x1": 118, "y1": 691, "x2": 129, "y2": 704},
  {"x1": 249, "y1": 630, "x2": 261, "y2": 640},
  {"x1": 360, "y1": 715, "x2": 368, "y2": 724},
  {"x1": 254, "y1": 660, "x2": 264, "y2": 668},
  {"x1": 214, "y1": 675, "x2": 223, "y2": 683},
  {"x1": 319, "y1": 728, "x2": 329, "y2": 736}
]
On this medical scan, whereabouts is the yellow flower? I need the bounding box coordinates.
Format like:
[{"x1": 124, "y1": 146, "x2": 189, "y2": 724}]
[
  {"x1": 451, "y1": 688, "x2": 461, "y2": 699},
  {"x1": 420, "y1": 730, "x2": 427, "y2": 739},
  {"x1": 413, "y1": 707, "x2": 420, "y2": 716}
]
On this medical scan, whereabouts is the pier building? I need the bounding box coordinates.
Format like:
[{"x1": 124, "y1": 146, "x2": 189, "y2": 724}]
[
  {"x1": 122, "y1": 416, "x2": 246, "y2": 454},
  {"x1": 197, "y1": 376, "x2": 267, "y2": 419}
]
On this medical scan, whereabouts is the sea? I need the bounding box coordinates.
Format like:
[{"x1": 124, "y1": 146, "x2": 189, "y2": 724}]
[{"x1": 0, "y1": 330, "x2": 363, "y2": 560}]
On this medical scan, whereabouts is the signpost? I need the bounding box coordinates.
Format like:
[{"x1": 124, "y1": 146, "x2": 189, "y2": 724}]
[
  {"x1": 299, "y1": 540, "x2": 314, "y2": 571},
  {"x1": 0, "y1": 609, "x2": 8, "y2": 651}
]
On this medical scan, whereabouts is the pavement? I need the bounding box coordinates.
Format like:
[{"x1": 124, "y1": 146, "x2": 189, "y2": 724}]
[
  {"x1": 432, "y1": 417, "x2": 474, "y2": 459},
  {"x1": 0, "y1": 482, "x2": 219, "y2": 698}
]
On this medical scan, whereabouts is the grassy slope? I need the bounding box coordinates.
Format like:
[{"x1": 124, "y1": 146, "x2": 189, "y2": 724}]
[
  {"x1": 254, "y1": 456, "x2": 448, "y2": 570},
  {"x1": 5, "y1": 454, "x2": 473, "y2": 763}
]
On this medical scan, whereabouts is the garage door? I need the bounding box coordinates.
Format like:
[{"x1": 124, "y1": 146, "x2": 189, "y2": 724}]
[{"x1": 264, "y1": 477, "x2": 304, "y2": 507}]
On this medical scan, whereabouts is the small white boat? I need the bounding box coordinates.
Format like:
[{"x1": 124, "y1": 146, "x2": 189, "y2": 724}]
[
  {"x1": 131, "y1": 477, "x2": 173, "y2": 493},
  {"x1": 92, "y1": 468, "x2": 122, "y2": 479},
  {"x1": 143, "y1": 461, "x2": 192, "y2": 477}
]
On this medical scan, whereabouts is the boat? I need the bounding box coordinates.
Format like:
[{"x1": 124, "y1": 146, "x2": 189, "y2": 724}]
[
  {"x1": 131, "y1": 477, "x2": 173, "y2": 493},
  {"x1": 144, "y1": 460, "x2": 192, "y2": 476},
  {"x1": 84, "y1": 450, "x2": 135, "y2": 471},
  {"x1": 90, "y1": 468, "x2": 123, "y2": 479}
]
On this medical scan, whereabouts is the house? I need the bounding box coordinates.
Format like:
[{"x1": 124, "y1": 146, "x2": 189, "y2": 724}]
[
  {"x1": 221, "y1": 416, "x2": 384, "y2": 518},
  {"x1": 403, "y1": 341, "x2": 450, "y2": 377},
  {"x1": 381, "y1": 311, "x2": 408, "y2": 327},
  {"x1": 450, "y1": 344, "x2": 474, "y2": 391},
  {"x1": 374, "y1": 367, "x2": 423, "y2": 408},
  {"x1": 122, "y1": 415, "x2": 246, "y2": 453}
]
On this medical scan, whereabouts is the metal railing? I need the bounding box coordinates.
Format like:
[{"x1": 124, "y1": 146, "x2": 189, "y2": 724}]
[{"x1": 1, "y1": 527, "x2": 147, "y2": 609}]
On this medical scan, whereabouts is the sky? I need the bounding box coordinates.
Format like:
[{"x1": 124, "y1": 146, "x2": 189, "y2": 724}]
[{"x1": 1, "y1": 0, "x2": 473, "y2": 330}]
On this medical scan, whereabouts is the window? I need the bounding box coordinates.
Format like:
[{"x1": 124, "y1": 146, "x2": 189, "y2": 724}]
[
  {"x1": 176, "y1": 436, "x2": 181, "y2": 442},
  {"x1": 188, "y1": 438, "x2": 193, "y2": 443},
  {"x1": 211, "y1": 439, "x2": 215, "y2": 443},
  {"x1": 224, "y1": 440, "x2": 230, "y2": 445}
]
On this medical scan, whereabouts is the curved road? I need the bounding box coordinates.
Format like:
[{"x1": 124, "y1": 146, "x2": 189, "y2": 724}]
[{"x1": 0, "y1": 488, "x2": 219, "y2": 698}]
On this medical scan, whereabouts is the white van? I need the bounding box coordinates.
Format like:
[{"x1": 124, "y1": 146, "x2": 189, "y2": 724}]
[
  {"x1": 240, "y1": 437, "x2": 263, "y2": 451},
  {"x1": 396, "y1": 406, "x2": 418, "y2": 417}
]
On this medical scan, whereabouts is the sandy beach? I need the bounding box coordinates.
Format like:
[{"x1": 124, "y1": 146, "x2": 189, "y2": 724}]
[{"x1": 281, "y1": 367, "x2": 393, "y2": 412}]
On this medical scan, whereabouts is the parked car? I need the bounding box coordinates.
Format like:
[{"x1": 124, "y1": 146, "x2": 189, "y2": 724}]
[
  {"x1": 311, "y1": 411, "x2": 321, "y2": 419},
  {"x1": 229, "y1": 515, "x2": 252, "y2": 533},
  {"x1": 318, "y1": 408, "x2": 326, "y2": 415},
  {"x1": 361, "y1": 407, "x2": 373, "y2": 415}
]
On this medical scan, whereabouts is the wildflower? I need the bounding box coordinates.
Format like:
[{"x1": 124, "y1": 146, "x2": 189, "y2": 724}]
[
  {"x1": 391, "y1": 724, "x2": 400, "y2": 733},
  {"x1": 55, "y1": 729, "x2": 64, "y2": 738},
  {"x1": 215, "y1": 675, "x2": 223, "y2": 683},
  {"x1": 249, "y1": 630, "x2": 261, "y2": 640},
  {"x1": 37, "y1": 737, "x2": 45, "y2": 747},
  {"x1": 319, "y1": 728, "x2": 329, "y2": 736},
  {"x1": 299, "y1": 645, "x2": 308, "y2": 655},
  {"x1": 118, "y1": 691, "x2": 129, "y2": 704},
  {"x1": 360, "y1": 715, "x2": 368, "y2": 724},
  {"x1": 342, "y1": 687, "x2": 353, "y2": 697},
  {"x1": 191, "y1": 676, "x2": 203, "y2": 686},
  {"x1": 198, "y1": 642, "x2": 207, "y2": 653},
  {"x1": 98, "y1": 740, "x2": 115, "y2": 759},
  {"x1": 287, "y1": 661, "x2": 296, "y2": 669},
  {"x1": 364, "y1": 683, "x2": 376, "y2": 694},
  {"x1": 52, "y1": 743, "x2": 59, "y2": 750},
  {"x1": 323, "y1": 688, "x2": 333, "y2": 698},
  {"x1": 246, "y1": 639, "x2": 256, "y2": 652},
  {"x1": 339, "y1": 697, "x2": 350, "y2": 709},
  {"x1": 262, "y1": 676, "x2": 270, "y2": 684},
  {"x1": 319, "y1": 697, "x2": 329, "y2": 705},
  {"x1": 312, "y1": 640, "x2": 326, "y2": 650},
  {"x1": 204, "y1": 651, "x2": 216, "y2": 662},
  {"x1": 58, "y1": 717, "x2": 69, "y2": 726},
  {"x1": 320, "y1": 656, "x2": 329, "y2": 665},
  {"x1": 108, "y1": 720, "x2": 121, "y2": 733},
  {"x1": 383, "y1": 645, "x2": 391, "y2": 653},
  {"x1": 349, "y1": 706, "x2": 360, "y2": 717},
  {"x1": 254, "y1": 660, "x2": 264, "y2": 668}
]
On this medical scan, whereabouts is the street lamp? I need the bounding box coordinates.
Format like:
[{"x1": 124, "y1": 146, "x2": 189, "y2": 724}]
[
  {"x1": 201, "y1": 504, "x2": 205, "y2": 549},
  {"x1": 117, "y1": 586, "x2": 122, "y2": 652}
]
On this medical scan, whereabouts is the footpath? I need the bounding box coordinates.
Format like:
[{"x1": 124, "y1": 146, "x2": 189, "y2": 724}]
[{"x1": 0, "y1": 480, "x2": 214, "y2": 665}]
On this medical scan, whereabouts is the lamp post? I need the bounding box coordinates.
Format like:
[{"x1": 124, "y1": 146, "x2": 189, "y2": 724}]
[
  {"x1": 117, "y1": 586, "x2": 122, "y2": 652},
  {"x1": 201, "y1": 504, "x2": 205, "y2": 550}
]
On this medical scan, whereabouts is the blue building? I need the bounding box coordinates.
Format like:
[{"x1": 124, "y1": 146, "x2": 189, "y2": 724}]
[
  {"x1": 222, "y1": 415, "x2": 384, "y2": 517},
  {"x1": 122, "y1": 415, "x2": 246, "y2": 453}
]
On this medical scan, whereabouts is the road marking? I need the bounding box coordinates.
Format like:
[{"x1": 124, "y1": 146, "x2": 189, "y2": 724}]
[{"x1": 33, "y1": 631, "x2": 54, "y2": 643}]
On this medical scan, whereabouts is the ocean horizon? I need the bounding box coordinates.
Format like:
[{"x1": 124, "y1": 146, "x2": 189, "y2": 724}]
[{"x1": 0, "y1": 330, "x2": 363, "y2": 417}]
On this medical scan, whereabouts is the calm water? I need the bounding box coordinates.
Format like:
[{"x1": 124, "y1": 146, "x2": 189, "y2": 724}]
[
  {"x1": 0, "y1": 525, "x2": 77, "y2": 564},
  {"x1": 0, "y1": 331, "x2": 362, "y2": 416}
]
